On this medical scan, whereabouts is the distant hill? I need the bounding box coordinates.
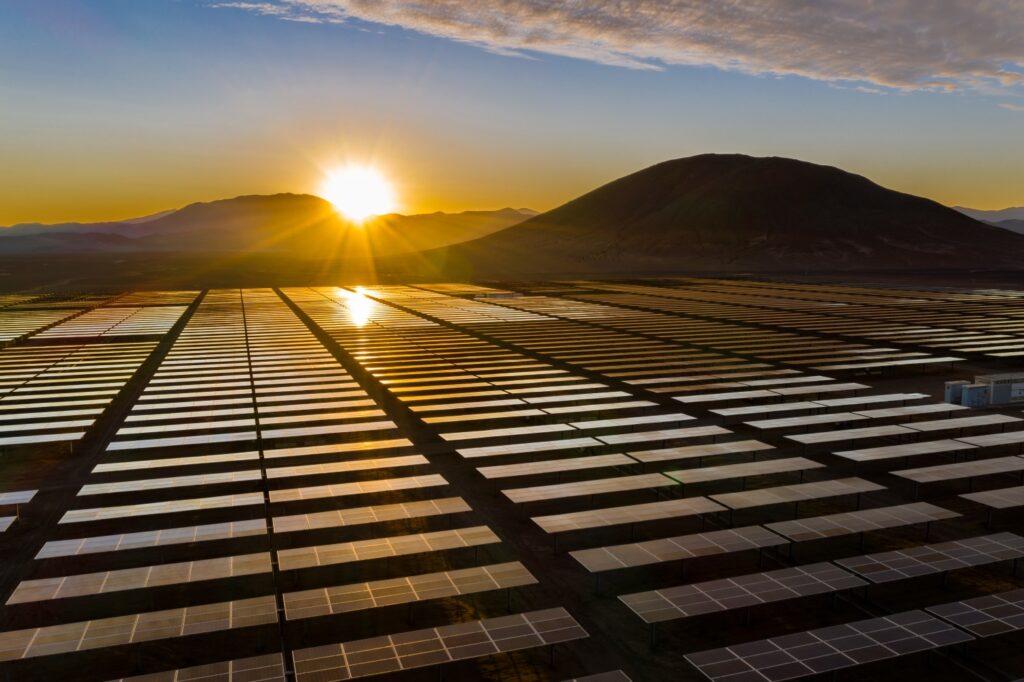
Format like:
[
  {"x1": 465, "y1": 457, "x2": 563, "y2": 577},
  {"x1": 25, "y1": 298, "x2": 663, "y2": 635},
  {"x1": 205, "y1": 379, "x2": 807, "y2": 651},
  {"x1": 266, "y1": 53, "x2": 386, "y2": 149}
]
[
  {"x1": 0, "y1": 196, "x2": 534, "y2": 257},
  {"x1": 989, "y1": 219, "x2": 1024, "y2": 235},
  {"x1": 3, "y1": 157, "x2": 1021, "y2": 289},
  {"x1": 954, "y1": 206, "x2": 1024, "y2": 223},
  {"x1": 414, "y1": 154, "x2": 1024, "y2": 276}
]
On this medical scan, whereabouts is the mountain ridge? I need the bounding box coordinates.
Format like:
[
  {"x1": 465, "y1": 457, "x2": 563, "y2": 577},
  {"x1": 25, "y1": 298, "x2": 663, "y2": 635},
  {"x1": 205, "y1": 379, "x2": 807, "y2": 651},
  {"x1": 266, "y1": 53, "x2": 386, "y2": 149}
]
[
  {"x1": 4, "y1": 155, "x2": 1022, "y2": 283},
  {"x1": 407, "y1": 153, "x2": 1024, "y2": 276},
  {"x1": 954, "y1": 205, "x2": 1024, "y2": 223},
  {"x1": 988, "y1": 218, "x2": 1024, "y2": 235},
  {"x1": 0, "y1": 195, "x2": 536, "y2": 256}
]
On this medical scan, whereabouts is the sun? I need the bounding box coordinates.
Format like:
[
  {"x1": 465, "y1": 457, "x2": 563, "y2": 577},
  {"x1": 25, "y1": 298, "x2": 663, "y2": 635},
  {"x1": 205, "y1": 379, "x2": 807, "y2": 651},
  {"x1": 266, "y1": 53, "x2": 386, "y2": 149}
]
[{"x1": 319, "y1": 166, "x2": 396, "y2": 222}]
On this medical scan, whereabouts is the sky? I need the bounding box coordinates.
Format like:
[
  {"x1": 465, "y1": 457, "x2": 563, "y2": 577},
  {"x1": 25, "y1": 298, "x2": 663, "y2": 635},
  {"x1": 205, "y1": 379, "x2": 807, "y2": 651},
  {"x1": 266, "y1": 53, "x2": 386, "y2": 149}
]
[{"x1": 1, "y1": 0, "x2": 1023, "y2": 225}]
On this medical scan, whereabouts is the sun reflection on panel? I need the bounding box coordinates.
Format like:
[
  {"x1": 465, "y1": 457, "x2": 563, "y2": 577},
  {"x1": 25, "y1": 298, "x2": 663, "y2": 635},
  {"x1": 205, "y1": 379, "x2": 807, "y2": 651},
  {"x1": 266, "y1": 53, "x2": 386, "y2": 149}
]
[{"x1": 338, "y1": 286, "x2": 374, "y2": 327}]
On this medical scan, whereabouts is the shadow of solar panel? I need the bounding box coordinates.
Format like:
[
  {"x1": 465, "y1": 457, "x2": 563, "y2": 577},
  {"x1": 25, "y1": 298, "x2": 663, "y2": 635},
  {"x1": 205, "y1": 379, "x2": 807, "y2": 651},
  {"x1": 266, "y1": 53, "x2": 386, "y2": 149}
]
[
  {"x1": 565, "y1": 672, "x2": 632, "y2": 682},
  {"x1": 111, "y1": 652, "x2": 286, "y2": 682}
]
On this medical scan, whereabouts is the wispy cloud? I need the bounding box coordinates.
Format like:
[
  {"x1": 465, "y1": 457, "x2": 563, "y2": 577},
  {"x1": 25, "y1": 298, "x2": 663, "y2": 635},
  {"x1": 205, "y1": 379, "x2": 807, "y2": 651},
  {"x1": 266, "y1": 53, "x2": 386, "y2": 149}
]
[
  {"x1": 211, "y1": 2, "x2": 342, "y2": 24},
  {"x1": 212, "y1": 1, "x2": 1024, "y2": 93},
  {"x1": 1000, "y1": 102, "x2": 1024, "y2": 111}
]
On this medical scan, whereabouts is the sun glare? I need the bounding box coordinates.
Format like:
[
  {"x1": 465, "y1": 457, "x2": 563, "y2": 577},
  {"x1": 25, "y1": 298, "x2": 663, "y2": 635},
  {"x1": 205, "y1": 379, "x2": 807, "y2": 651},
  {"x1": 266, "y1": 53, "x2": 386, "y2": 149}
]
[
  {"x1": 319, "y1": 166, "x2": 396, "y2": 223},
  {"x1": 337, "y1": 286, "x2": 374, "y2": 327}
]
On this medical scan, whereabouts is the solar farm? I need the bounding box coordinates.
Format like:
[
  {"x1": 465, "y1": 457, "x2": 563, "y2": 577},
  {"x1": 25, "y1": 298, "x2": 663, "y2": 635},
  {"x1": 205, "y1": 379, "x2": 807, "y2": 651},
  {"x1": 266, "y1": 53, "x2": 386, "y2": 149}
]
[{"x1": 1, "y1": 278, "x2": 1024, "y2": 681}]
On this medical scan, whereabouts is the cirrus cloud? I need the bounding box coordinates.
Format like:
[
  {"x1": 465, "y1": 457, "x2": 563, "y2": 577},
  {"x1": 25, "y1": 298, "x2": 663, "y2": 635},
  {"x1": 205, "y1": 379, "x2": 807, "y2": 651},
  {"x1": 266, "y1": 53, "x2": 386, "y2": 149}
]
[{"x1": 213, "y1": 0, "x2": 1024, "y2": 92}]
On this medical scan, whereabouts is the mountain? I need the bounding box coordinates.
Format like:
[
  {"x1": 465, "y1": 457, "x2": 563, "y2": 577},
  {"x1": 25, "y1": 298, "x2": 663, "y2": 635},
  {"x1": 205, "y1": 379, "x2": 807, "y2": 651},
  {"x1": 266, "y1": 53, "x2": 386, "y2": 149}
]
[
  {"x1": 412, "y1": 154, "x2": 1024, "y2": 276},
  {"x1": 989, "y1": 219, "x2": 1024, "y2": 235},
  {"x1": 954, "y1": 206, "x2": 1024, "y2": 223},
  {"x1": 0, "y1": 196, "x2": 534, "y2": 256}
]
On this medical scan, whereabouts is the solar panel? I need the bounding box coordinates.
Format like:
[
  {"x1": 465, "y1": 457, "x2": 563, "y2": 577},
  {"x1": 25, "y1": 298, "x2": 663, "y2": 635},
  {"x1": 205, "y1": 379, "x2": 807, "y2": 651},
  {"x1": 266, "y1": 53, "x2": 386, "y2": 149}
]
[
  {"x1": 710, "y1": 478, "x2": 884, "y2": 511},
  {"x1": 674, "y1": 389, "x2": 777, "y2": 404},
  {"x1": 261, "y1": 419, "x2": 396, "y2": 440},
  {"x1": 269, "y1": 474, "x2": 447, "y2": 503},
  {"x1": 93, "y1": 450, "x2": 260, "y2": 473},
  {"x1": 8, "y1": 552, "x2": 272, "y2": 604},
  {"x1": 902, "y1": 414, "x2": 1021, "y2": 433},
  {"x1": 283, "y1": 561, "x2": 536, "y2": 620},
  {"x1": 787, "y1": 424, "x2": 914, "y2": 445},
  {"x1": 478, "y1": 453, "x2": 635, "y2": 480},
  {"x1": 957, "y1": 430, "x2": 1024, "y2": 448},
  {"x1": 532, "y1": 497, "x2": 724, "y2": 535},
  {"x1": 835, "y1": 533, "x2": 1024, "y2": 583},
  {"x1": 263, "y1": 438, "x2": 412, "y2": 459},
  {"x1": 291, "y1": 607, "x2": 588, "y2": 680},
  {"x1": 927, "y1": 588, "x2": 1024, "y2": 637},
  {"x1": 441, "y1": 423, "x2": 576, "y2": 442},
  {"x1": 620, "y1": 561, "x2": 865, "y2": 623},
  {"x1": 0, "y1": 490, "x2": 36, "y2": 506},
  {"x1": 458, "y1": 437, "x2": 601, "y2": 459},
  {"x1": 628, "y1": 439, "x2": 774, "y2": 465},
  {"x1": 712, "y1": 401, "x2": 820, "y2": 417},
  {"x1": 814, "y1": 356, "x2": 963, "y2": 370},
  {"x1": 264, "y1": 454, "x2": 429, "y2": 479},
  {"x1": 36, "y1": 519, "x2": 268, "y2": 558},
  {"x1": 962, "y1": 485, "x2": 1024, "y2": 510},
  {"x1": 684, "y1": 609, "x2": 973, "y2": 682},
  {"x1": 0, "y1": 431, "x2": 87, "y2": 447},
  {"x1": 765, "y1": 502, "x2": 959, "y2": 542},
  {"x1": 745, "y1": 412, "x2": 868, "y2": 430},
  {"x1": 503, "y1": 473, "x2": 676, "y2": 504},
  {"x1": 852, "y1": 403, "x2": 965, "y2": 419},
  {"x1": 665, "y1": 457, "x2": 824, "y2": 487},
  {"x1": 596, "y1": 425, "x2": 729, "y2": 446},
  {"x1": 79, "y1": 469, "x2": 262, "y2": 496},
  {"x1": 273, "y1": 497, "x2": 470, "y2": 533},
  {"x1": 835, "y1": 439, "x2": 975, "y2": 463},
  {"x1": 61, "y1": 492, "x2": 265, "y2": 523},
  {"x1": 0, "y1": 595, "x2": 278, "y2": 661},
  {"x1": 570, "y1": 525, "x2": 788, "y2": 573},
  {"x1": 893, "y1": 455, "x2": 1024, "y2": 484},
  {"x1": 276, "y1": 526, "x2": 500, "y2": 571},
  {"x1": 106, "y1": 431, "x2": 258, "y2": 451},
  {"x1": 569, "y1": 413, "x2": 693, "y2": 430}
]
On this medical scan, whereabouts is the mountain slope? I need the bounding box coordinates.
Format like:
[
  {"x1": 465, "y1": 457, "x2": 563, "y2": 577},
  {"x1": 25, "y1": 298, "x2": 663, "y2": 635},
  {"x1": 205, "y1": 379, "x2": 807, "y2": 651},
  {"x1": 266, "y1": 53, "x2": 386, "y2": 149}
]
[
  {"x1": 431, "y1": 154, "x2": 1024, "y2": 275},
  {"x1": 989, "y1": 219, "x2": 1024, "y2": 235},
  {"x1": 954, "y1": 206, "x2": 1024, "y2": 223},
  {"x1": 0, "y1": 196, "x2": 533, "y2": 256}
]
